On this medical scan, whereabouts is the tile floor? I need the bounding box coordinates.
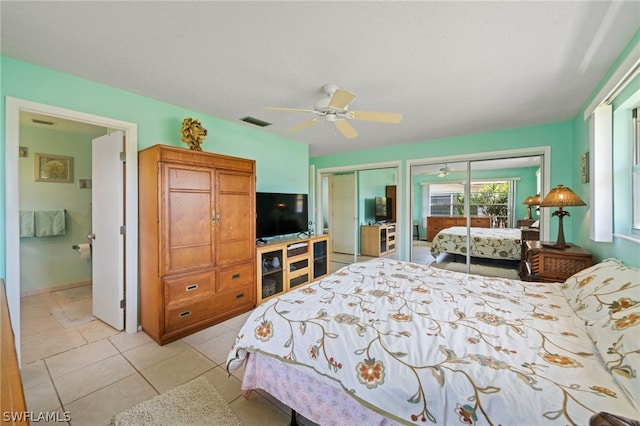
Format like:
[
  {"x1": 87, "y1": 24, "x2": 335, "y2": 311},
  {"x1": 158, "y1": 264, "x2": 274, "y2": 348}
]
[
  {"x1": 20, "y1": 286, "x2": 312, "y2": 426},
  {"x1": 19, "y1": 247, "x2": 429, "y2": 426}
]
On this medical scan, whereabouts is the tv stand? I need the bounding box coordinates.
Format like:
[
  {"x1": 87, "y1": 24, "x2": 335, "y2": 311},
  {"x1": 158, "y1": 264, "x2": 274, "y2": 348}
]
[
  {"x1": 256, "y1": 234, "x2": 330, "y2": 304},
  {"x1": 361, "y1": 223, "x2": 396, "y2": 257}
]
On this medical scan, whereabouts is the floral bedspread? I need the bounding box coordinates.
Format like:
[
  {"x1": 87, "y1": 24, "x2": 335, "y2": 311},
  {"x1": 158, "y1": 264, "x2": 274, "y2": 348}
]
[
  {"x1": 227, "y1": 259, "x2": 639, "y2": 425},
  {"x1": 430, "y1": 226, "x2": 522, "y2": 260}
]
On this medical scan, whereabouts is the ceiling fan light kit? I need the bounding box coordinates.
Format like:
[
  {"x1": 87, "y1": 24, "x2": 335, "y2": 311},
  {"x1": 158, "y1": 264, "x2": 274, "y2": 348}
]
[{"x1": 265, "y1": 83, "x2": 403, "y2": 139}]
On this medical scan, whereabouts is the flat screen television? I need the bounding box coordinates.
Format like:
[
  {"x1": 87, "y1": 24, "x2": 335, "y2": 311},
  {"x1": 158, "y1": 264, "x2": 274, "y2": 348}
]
[
  {"x1": 375, "y1": 196, "x2": 390, "y2": 222},
  {"x1": 256, "y1": 192, "x2": 309, "y2": 239}
]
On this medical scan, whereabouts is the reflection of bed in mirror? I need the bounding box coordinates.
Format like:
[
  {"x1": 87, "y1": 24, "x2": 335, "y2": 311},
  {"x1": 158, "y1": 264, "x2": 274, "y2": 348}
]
[
  {"x1": 226, "y1": 258, "x2": 640, "y2": 425},
  {"x1": 430, "y1": 226, "x2": 522, "y2": 260}
]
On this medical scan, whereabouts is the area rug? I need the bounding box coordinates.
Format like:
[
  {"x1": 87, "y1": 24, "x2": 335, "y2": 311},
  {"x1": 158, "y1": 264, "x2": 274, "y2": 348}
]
[
  {"x1": 50, "y1": 298, "x2": 95, "y2": 328},
  {"x1": 431, "y1": 260, "x2": 520, "y2": 280},
  {"x1": 112, "y1": 376, "x2": 242, "y2": 426}
]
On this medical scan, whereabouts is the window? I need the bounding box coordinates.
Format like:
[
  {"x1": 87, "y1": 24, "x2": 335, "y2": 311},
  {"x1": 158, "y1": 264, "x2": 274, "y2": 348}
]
[{"x1": 428, "y1": 181, "x2": 513, "y2": 227}]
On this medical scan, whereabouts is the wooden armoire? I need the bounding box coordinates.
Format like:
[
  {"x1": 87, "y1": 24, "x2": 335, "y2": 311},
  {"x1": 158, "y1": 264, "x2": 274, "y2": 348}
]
[{"x1": 139, "y1": 145, "x2": 256, "y2": 345}]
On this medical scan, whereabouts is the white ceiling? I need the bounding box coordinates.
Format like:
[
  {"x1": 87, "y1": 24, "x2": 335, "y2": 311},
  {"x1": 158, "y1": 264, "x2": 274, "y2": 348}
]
[{"x1": 2, "y1": 1, "x2": 638, "y2": 156}]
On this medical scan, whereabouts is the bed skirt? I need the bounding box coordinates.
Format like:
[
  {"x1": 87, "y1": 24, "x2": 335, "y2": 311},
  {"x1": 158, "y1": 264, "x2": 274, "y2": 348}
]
[{"x1": 242, "y1": 353, "x2": 396, "y2": 426}]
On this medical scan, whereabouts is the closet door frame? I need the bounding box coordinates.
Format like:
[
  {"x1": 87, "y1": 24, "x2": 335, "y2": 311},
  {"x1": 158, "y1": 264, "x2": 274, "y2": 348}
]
[{"x1": 406, "y1": 146, "x2": 551, "y2": 268}]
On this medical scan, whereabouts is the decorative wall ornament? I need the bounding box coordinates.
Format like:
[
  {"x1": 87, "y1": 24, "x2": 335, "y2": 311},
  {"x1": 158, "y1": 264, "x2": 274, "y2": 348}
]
[
  {"x1": 180, "y1": 118, "x2": 208, "y2": 151},
  {"x1": 34, "y1": 153, "x2": 73, "y2": 183},
  {"x1": 581, "y1": 152, "x2": 589, "y2": 183}
]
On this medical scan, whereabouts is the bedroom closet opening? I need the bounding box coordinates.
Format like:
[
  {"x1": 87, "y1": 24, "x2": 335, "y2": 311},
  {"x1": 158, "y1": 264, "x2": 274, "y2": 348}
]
[
  {"x1": 316, "y1": 163, "x2": 400, "y2": 270},
  {"x1": 409, "y1": 152, "x2": 546, "y2": 279}
]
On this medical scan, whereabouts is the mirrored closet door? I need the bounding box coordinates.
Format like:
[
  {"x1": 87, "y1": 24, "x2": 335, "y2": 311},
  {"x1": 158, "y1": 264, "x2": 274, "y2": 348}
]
[{"x1": 410, "y1": 154, "x2": 544, "y2": 280}]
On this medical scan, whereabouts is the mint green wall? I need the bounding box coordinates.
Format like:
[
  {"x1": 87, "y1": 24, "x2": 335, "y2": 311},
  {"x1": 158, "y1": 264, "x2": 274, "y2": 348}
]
[
  {"x1": 570, "y1": 29, "x2": 640, "y2": 267},
  {"x1": 312, "y1": 121, "x2": 573, "y2": 258},
  {"x1": 1, "y1": 56, "x2": 309, "y2": 280},
  {"x1": 412, "y1": 166, "x2": 539, "y2": 238},
  {"x1": 19, "y1": 126, "x2": 94, "y2": 293}
]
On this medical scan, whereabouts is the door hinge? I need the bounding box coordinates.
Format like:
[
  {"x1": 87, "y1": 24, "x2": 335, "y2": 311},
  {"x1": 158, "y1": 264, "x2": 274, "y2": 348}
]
[
  {"x1": 120, "y1": 299, "x2": 125, "y2": 309},
  {"x1": 119, "y1": 151, "x2": 126, "y2": 162},
  {"x1": 120, "y1": 225, "x2": 126, "y2": 235}
]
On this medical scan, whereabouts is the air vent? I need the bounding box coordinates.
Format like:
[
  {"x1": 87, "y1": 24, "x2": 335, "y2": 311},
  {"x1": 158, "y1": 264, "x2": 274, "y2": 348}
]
[
  {"x1": 32, "y1": 119, "x2": 54, "y2": 125},
  {"x1": 240, "y1": 116, "x2": 271, "y2": 127}
]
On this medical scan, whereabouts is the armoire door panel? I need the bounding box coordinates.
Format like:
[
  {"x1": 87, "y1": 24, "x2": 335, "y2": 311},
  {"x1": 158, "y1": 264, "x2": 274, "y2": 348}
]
[
  {"x1": 216, "y1": 171, "x2": 254, "y2": 266},
  {"x1": 166, "y1": 166, "x2": 212, "y2": 191},
  {"x1": 163, "y1": 164, "x2": 215, "y2": 274}
]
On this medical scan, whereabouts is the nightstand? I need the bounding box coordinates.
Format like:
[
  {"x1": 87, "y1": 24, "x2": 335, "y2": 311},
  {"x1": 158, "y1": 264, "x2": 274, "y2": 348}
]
[
  {"x1": 519, "y1": 228, "x2": 540, "y2": 279},
  {"x1": 522, "y1": 241, "x2": 592, "y2": 283}
]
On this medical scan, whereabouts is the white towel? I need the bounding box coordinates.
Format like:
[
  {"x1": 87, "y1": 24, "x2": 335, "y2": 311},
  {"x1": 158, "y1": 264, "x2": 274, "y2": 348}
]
[
  {"x1": 20, "y1": 210, "x2": 35, "y2": 237},
  {"x1": 35, "y1": 209, "x2": 66, "y2": 237}
]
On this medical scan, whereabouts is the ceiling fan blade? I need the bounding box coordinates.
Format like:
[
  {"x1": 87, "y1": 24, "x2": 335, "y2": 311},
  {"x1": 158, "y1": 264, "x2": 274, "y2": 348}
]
[
  {"x1": 335, "y1": 119, "x2": 358, "y2": 139},
  {"x1": 328, "y1": 89, "x2": 356, "y2": 110},
  {"x1": 264, "y1": 107, "x2": 317, "y2": 114},
  {"x1": 287, "y1": 118, "x2": 319, "y2": 133},
  {"x1": 348, "y1": 111, "x2": 403, "y2": 123}
]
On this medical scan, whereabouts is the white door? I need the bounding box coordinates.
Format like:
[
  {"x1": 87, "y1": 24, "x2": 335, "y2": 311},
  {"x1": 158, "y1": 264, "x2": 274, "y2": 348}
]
[
  {"x1": 330, "y1": 173, "x2": 357, "y2": 254},
  {"x1": 91, "y1": 131, "x2": 125, "y2": 330}
]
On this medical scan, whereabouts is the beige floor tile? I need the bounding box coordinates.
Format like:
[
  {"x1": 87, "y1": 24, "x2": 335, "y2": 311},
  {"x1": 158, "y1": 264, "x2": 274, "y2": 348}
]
[
  {"x1": 23, "y1": 379, "x2": 60, "y2": 413},
  {"x1": 45, "y1": 339, "x2": 118, "y2": 378},
  {"x1": 53, "y1": 354, "x2": 135, "y2": 404},
  {"x1": 64, "y1": 374, "x2": 157, "y2": 426},
  {"x1": 121, "y1": 339, "x2": 188, "y2": 370},
  {"x1": 230, "y1": 392, "x2": 291, "y2": 426},
  {"x1": 20, "y1": 359, "x2": 50, "y2": 390},
  {"x1": 194, "y1": 329, "x2": 238, "y2": 365},
  {"x1": 20, "y1": 316, "x2": 67, "y2": 346},
  {"x1": 21, "y1": 328, "x2": 87, "y2": 365},
  {"x1": 76, "y1": 319, "x2": 120, "y2": 342},
  {"x1": 108, "y1": 329, "x2": 153, "y2": 353},
  {"x1": 201, "y1": 365, "x2": 243, "y2": 403},
  {"x1": 180, "y1": 321, "x2": 235, "y2": 347},
  {"x1": 220, "y1": 309, "x2": 253, "y2": 331},
  {"x1": 140, "y1": 347, "x2": 215, "y2": 393}
]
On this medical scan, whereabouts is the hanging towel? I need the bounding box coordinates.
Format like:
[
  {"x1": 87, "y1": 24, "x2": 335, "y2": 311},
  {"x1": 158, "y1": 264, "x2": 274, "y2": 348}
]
[
  {"x1": 19, "y1": 210, "x2": 35, "y2": 237},
  {"x1": 35, "y1": 209, "x2": 66, "y2": 237}
]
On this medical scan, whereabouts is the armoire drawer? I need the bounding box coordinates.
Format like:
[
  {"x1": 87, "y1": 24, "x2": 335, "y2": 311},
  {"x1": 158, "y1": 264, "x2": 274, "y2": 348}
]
[
  {"x1": 218, "y1": 262, "x2": 254, "y2": 293},
  {"x1": 164, "y1": 269, "x2": 215, "y2": 306},
  {"x1": 165, "y1": 297, "x2": 216, "y2": 333}
]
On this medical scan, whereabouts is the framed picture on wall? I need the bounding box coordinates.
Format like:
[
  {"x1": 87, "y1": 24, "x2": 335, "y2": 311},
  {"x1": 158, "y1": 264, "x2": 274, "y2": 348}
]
[
  {"x1": 581, "y1": 152, "x2": 589, "y2": 183},
  {"x1": 34, "y1": 153, "x2": 74, "y2": 183}
]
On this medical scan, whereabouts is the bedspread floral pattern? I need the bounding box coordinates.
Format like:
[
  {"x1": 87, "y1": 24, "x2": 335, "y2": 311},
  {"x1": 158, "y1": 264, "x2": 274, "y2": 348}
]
[
  {"x1": 430, "y1": 226, "x2": 522, "y2": 260},
  {"x1": 227, "y1": 259, "x2": 639, "y2": 425}
]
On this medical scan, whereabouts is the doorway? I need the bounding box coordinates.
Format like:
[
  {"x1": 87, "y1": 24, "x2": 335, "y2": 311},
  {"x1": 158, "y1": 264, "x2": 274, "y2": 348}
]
[
  {"x1": 5, "y1": 97, "x2": 139, "y2": 363},
  {"x1": 316, "y1": 161, "x2": 401, "y2": 267}
]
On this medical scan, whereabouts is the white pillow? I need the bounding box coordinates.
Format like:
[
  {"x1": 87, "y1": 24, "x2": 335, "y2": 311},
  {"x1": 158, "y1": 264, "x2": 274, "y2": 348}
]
[
  {"x1": 561, "y1": 258, "x2": 640, "y2": 325},
  {"x1": 589, "y1": 302, "x2": 640, "y2": 413}
]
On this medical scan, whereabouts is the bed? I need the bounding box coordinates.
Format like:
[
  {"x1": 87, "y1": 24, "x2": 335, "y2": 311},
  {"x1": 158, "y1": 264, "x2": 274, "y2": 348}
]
[
  {"x1": 227, "y1": 258, "x2": 640, "y2": 425},
  {"x1": 429, "y1": 226, "x2": 522, "y2": 260}
]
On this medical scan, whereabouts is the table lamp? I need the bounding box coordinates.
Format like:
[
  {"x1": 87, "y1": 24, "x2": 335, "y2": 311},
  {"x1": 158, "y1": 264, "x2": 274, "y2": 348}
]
[
  {"x1": 522, "y1": 194, "x2": 541, "y2": 220},
  {"x1": 539, "y1": 185, "x2": 586, "y2": 248}
]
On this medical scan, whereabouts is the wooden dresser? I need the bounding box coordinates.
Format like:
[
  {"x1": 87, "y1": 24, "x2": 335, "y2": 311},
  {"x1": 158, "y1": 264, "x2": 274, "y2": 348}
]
[
  {"x1": 1, "y1": 280, "x2": 27, "y2": 425},
  {"x1": 139, "y1": 145, "x2": 256, "y2": 345},
  {"x1": 522, "y1": 241, "x2": 592, "y2": 283},
  {"x1": 426, "y1": 216, "x2": 490, "y2": 242}
]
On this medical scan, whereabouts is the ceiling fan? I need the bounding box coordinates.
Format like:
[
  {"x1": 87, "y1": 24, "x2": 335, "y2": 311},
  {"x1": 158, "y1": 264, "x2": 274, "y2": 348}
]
[
  {"x1": 422, "y1": 163, "x2": 454, "y2": 177},
  {"x1": 264, "y1": 83, "x2": 403, "y2": 139}
]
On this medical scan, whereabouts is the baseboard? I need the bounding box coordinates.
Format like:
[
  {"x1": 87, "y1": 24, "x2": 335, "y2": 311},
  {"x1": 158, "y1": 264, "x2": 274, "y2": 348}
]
[{"x1": 21, "y1": 280, "x2": 92, "y2": 298}]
